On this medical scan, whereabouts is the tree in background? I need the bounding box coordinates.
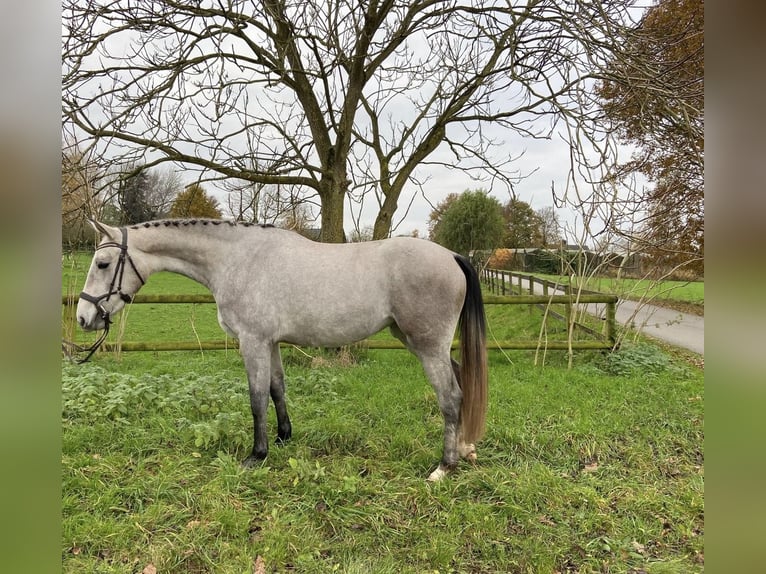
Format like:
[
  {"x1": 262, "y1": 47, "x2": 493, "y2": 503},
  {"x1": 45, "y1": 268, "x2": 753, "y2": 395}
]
[
  {"x1": 535, "y1": 206, "x2": 562, "y2": 248},
  {"x1": 145, "y1": 168, "x2": 184, "y2": 219},
  {"x1": 502, "y1": 199, "x2": 543, "y2": 248},
  {"x1": 430, "y1": 190, "x2": 504, "y2": 256},
  {"x1": 349, "y1": 225, "x2": 375, "y2": 243},
  {"x1": 427, "y1": 193, "x2": 460, "y2": 243},
  {"x1": 62, "y1": 148, "x2": 188, "y2": 242},
  {"x1": 596, "y1": 0, "x2": 703, "y2": 276},
  {"x1": 169, "y1": 184, "x2": 222, "y2": 219},
  {"x1": 62, "y1": 148, "x2": 103, "y2": 248},
  {"x1": 275, "y1": 200, "x2": 316, "y2": 237},
  {"x1": 117, "y1": 168, "x2": 154, "y2": 224}
]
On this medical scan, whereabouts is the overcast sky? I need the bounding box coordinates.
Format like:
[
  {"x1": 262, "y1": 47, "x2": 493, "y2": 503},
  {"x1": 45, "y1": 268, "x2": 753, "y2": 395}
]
[{"x1": 374, "y1": 133, "x2": 579, "y2": 238}]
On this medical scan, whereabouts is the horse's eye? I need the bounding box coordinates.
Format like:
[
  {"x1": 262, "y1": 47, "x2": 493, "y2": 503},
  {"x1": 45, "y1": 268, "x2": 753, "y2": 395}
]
[{"x1": 97, "y1": 261, "x2": 110, "y2": 270}]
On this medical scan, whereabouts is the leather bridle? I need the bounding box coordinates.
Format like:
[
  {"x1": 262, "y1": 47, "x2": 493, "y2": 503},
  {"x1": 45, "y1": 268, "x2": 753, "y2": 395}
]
[{"x1": 76, "y1": 227, "x2": 145, "y2": 363}]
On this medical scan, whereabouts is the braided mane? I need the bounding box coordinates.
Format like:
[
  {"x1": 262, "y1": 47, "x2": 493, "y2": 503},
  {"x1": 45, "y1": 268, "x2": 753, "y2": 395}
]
[{"x1": 128, "y1": 219, "x2": 275, "y2": 230}]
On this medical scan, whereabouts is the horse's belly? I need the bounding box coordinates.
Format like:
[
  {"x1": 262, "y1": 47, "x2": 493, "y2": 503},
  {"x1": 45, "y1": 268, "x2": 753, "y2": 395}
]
[
  {"x1": 279, "y1": 312, "x2": 392, "y2": 347},
  {"x1": 217, "y1": 309, "x2": 238, "y2": 338}
]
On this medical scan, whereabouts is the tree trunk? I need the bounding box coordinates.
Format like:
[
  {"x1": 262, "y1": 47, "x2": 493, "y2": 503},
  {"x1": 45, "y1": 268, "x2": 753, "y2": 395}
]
[
  {"x1": 372, "y1": 210, "x2": 392, "y2": 240},
  {"x1": 319, "y1": 188, "x2": 346, "y2": 243},
  {"x1": 371, "y1": 181, "x2": 401, "y2": 240}
]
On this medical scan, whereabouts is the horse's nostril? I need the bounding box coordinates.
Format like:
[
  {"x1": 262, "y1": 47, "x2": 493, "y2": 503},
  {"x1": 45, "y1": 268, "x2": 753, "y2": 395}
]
[{"x1": 78, "y1": 316, "x2": 86, "y2": 328}]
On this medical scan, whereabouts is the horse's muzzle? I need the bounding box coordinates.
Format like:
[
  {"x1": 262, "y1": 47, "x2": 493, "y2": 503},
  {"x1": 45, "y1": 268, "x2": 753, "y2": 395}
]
[
  {"x1": 77, "y1": 313, "x2": 104, "y2": 332},
  {"x1": 76, "y1": 299, "x2": 110, "y2": 332}
]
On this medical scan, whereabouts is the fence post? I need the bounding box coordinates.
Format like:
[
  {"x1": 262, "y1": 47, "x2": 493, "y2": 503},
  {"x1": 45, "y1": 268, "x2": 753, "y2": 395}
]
[
  {"x1": 605, "y1": 300, "x2": 616, "y2": 348},
  {"x1": 501, "y1": 271, "x2": 507, "y2": 295}
]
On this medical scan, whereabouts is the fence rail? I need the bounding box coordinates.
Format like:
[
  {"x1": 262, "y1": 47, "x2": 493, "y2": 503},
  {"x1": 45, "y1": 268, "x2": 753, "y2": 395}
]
[
  {"x1": 482, "y1": 268, "x2": 603, "y2": 297},
  {"x1": 481, "y1": 268, "x2": 618, "y2": 346},
  {"x1": 62, "y1": 282, "x2": 618, "y2": 352}
]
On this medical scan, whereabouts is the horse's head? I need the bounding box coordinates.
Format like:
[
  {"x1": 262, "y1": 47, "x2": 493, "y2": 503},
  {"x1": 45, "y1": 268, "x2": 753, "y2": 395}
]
[{"x1": 76, "y1": 220, "x2": 146, "y2": 331}]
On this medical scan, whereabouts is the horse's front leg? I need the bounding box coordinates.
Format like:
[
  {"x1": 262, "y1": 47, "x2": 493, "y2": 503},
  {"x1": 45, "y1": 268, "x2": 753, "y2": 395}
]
[
  {"x1": 270, "y1": 343, "x2": 292, "y2": 444},
  {"x1": 241, "y1": 340, "x2": 272, "y2": 467}
]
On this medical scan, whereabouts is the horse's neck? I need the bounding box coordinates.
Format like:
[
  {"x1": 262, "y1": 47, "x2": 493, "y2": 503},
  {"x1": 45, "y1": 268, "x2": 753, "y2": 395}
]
[{"x1": 134, "y1": 226, "x2": 234, "y2": 292}]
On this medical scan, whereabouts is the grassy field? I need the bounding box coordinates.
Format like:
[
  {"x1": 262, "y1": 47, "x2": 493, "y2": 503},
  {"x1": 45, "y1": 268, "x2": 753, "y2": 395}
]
[
  {"x1": 519, "y1": 273, "x2": 704, "y2": 316},
  {"x1": 62, "y1": 253, "x2": 704, "y2": 573}
]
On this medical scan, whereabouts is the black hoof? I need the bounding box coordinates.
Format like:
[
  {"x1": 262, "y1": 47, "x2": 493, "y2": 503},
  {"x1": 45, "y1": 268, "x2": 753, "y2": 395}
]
[
  {"x1": 276, "y1": 427, "x2": 292, "y2": 445},
  {"x1": 241, "y1": 452, "x2": 267, "y2": 468}
]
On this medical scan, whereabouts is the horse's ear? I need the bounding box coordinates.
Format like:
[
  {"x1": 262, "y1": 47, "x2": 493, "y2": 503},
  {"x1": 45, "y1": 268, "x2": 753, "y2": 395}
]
[{"x1": 87, "y1": 219, "x2": 120, "y2": 242}]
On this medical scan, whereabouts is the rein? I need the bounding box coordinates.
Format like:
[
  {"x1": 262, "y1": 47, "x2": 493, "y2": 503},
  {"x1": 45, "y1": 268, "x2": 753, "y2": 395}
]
[{"x1": 74, "y1": 227, "x2": 145, "y2": 363}]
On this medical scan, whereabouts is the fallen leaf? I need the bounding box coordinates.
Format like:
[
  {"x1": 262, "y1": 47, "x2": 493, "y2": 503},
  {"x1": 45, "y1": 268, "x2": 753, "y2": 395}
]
[
  {"x1": 253, "y1": 555, "x2": 266, "y2": 574},
  {"x1": 582, "y1": 462, "x2": 599, "y2": 473},
  {"x1": 142, "y1": 564, "x2": 157, "y2": 574},
  {"x1": 538, "y1": 515, "x2": 556, "y2": 526}
]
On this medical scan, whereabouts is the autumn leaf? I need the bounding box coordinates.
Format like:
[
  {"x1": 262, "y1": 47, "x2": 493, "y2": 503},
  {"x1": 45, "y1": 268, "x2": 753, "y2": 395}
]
[
  {"x1": 253, "y1": 555, "x2": 267, "y2": 574},
  {"x1": 142, "y1": 564, "x2": 157, "y2": 574},
  {"x1": 538, "y1": 515, "x2": 556, "y2": 527}
]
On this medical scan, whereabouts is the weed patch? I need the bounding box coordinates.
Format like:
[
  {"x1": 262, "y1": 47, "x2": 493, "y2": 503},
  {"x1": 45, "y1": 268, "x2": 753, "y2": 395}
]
[{"x1": 596, "y1": 342, "x2": 690, "y2": 378}]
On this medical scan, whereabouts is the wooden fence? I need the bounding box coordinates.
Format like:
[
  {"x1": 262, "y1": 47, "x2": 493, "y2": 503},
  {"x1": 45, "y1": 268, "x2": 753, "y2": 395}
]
[
  {"x1": 61, "y1": 277, "x2": 618, "y2": 352},
  {"x1": 482, "y1": 268, "x2": 617, "y2": 346}
]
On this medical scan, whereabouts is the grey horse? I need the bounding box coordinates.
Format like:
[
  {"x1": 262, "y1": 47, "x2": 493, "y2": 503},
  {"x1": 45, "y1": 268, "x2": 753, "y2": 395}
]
[{"x1": 76, "y1": 219, "x2": 488, "y2": 480}]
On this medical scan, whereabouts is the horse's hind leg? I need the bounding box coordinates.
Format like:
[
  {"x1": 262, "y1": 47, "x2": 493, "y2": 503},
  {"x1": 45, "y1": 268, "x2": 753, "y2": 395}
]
[
  {"x1": 270, "y1": 344, "x2": 292, "y2": 444},
  {"x1": 419, "y1": 351, "x2": 463, "y2": 482},
  {"x1": 391, "y1": 324, "x2": 463, "y2": 480}
]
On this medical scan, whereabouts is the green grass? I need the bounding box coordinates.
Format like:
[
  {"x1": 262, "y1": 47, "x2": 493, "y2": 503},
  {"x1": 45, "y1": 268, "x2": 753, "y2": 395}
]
[
  {"x1": 62, "y1": 253, "x2": 704, "y2": 573},
  {"x1": 526, "y1": 273, "x2": 704, "y2": 309},
  {"x1": 62, "y1": 349, "x2": 703, "y2": 573}
]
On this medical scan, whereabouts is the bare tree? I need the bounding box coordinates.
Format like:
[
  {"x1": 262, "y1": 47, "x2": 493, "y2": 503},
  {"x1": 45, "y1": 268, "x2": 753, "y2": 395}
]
[
  {"x1": 63, "y1": 0, "x2": 640, "y2": 242},
  {"x1": 223, "y1": 178, "x2": 317, "y2": 226},
  {"x1": 62, "y1": 146, "x2": 106, "y2": 248},
  {"x1": 145, "y1": 167, "x2": 184, "y2": 219},
  {"x1": 535, "y1": 206, "x2": 562, "y2": 247}
]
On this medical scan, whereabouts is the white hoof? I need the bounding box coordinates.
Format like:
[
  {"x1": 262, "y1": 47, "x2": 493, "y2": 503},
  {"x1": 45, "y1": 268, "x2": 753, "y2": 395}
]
[
  {"x1": 426, "y1": 467, "x2": 449, "y2": 482},
  {"x1": 459, "y1": 442, "x2": 477, "y2": 462}
]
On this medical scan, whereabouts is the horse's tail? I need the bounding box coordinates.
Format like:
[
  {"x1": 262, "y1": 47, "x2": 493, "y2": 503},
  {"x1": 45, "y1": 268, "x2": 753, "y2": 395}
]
[{"x1": 454, "y1": 255, "x2": 488, "y2": 444}]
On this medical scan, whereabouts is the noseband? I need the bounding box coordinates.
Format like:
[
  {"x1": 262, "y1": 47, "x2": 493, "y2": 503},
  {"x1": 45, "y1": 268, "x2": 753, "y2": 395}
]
[{"x1": 77, "y1": 227, "x2": 145, "y2": 363}]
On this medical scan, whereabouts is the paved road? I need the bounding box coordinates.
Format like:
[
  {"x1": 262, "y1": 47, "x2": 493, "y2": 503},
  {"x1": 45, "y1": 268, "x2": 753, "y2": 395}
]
[
  {"x1": 500, "y1": 277, "x2": 704, "y2": 355},
  {"x1": 589, "y1": 298, "x2": 704, "y2": 355}
]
